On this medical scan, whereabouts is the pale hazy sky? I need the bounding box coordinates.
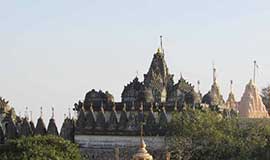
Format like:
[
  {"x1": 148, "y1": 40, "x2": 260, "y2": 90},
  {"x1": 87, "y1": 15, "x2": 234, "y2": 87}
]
[{"x1": 1, "y1": 0, "x2": 270, "y2": 127}]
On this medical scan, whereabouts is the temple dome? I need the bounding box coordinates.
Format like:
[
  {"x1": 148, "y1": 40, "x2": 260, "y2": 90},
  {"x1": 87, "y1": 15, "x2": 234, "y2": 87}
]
[{"x1": 238, "y1": 80, "x2": 269, "y2": 118}]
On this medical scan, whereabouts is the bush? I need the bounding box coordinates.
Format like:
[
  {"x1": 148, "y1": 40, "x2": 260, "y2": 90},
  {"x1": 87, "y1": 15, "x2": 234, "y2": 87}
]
[
  {"x1": 0, "y1": 135, "x2": 82, "y2": 160},
  {"x1": 166, "y1": 108, "x2": 270, "y2": 160}
]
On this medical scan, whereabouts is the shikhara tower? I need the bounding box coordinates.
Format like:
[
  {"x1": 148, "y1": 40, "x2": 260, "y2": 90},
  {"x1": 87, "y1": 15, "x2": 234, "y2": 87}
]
[{"x1": 143, "y1": 36, "x2": 174, "y2": 103}]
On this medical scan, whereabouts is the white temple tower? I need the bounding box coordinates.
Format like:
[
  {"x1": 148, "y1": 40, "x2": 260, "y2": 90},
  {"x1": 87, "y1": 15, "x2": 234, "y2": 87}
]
[{"x1": 238, "y1": 80, "x2": 269, "y2": 118}]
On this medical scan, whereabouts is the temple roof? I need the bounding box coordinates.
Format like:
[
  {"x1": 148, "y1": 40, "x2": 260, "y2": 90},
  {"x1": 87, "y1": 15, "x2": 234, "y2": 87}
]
[
  {"x1": 60, "y1": 118, "x2": 75, "y2": 142},
  {"x1": 202, "y1": 82, "x2": 225, "y2": 106},
  {"x1": 143, "y1": 49, "x2": 174, "y2": 102},
  {"x1": 34, "y1": 117, "x2": 47, "y2": 135},
  {"x1": 121, "y1": 77, "x2": 144, "y2": 103},
  {"x1": 5, "y1": 115, "x2": 18, "y2": 139},
  {"x1": 47, "y1": 118, "x2": 59, "y2": 136},
  {"x1": 238, "y1": 80, "x2": 269, "y2": 118},
  {"x1": 21, "y1": 118, "x2": 33, "y2": 136}
]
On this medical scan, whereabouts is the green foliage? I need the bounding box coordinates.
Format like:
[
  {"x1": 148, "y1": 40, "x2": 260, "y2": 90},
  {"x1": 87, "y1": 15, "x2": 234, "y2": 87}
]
[
  {"x1": 261, "y1": 85, "x2": 270, "y2": 110},
  {"x1": 167, "y1": 108, "x2": 270, "y2": 160},
  {"x1": 0, "y1": 135, "x2": 82, "y2": 160}
]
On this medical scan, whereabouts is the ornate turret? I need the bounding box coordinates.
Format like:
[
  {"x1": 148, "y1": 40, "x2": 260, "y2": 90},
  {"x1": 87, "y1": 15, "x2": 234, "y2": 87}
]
[
  {"x1": 95, "y1": 104, "x2": 106, "y2": 130},
  {"x1": 84, "y1": 89, "x2": 114, "y2": 110},
  {"x1": 76, "y1": 109, "x2": 86, "y2": 129},
  {"x1": 108, "y1": 104, "x2": 118, "y2": 130},
  {"x1": 226, "y1": 80, "x2": 237, "y2": 110},
  {"x1": 118, "y1": 103, "x2": 129, "y2": 130},
  {"x1": 143, "y1": 36, "x2": 174, "y2": 103},
  {"x1": 85, "y1": 104, "x2": 96, "y2": 130},
  {"x1": 34, "y1": 107, "x2": 47, "y2": 135},
  {"x1": 167, "y1": 75, "x2": 198, "y2": 106},
  {"x1": 145, "y1": 104, "x2": 157, "y2": 134},
  {"x1": 127, "y1": 103, "x2": 137, "y2": 131},
  {"x1": 202, "y1": 65, "x2": 225, "y2": 107},
  {"x1": 4, "y1": 115, "x2": 18, "y2": 139},
  {"x1": 238, "y1": 80, "x2": 269, "y2": 118},
  {"x1": 122, "y1": 77, "x2": 144, "y2": 103},
  {"x1": 47, "y1": 107, "x2": 59, "y2": 136},
  {"x1": 60, "y1": 117, "x2": 75, "y2": 142},
  {"x1": 21, "y1": 118, "x2": 32, "y2": 136},
  {"x1": 29, "y1": 111, "x2": 35, "y2": 133}
]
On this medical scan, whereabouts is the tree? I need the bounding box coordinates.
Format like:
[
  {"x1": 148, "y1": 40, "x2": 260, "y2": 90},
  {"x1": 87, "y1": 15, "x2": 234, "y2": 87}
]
[
  {"x1": 166, "y1": 108, "x2": 270, "y2": 160},
  {"x1": 261, "y1": 85, "x2": 270, "y2": 110},
  {"x1": 0, "y1": 135, "x2": 82, "y2": 160}
]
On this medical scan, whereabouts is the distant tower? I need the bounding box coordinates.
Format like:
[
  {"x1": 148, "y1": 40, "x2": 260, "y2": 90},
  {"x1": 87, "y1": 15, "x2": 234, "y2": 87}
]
[{"x1": 226, "y1": 80, "x2": 237, "y2": 110}]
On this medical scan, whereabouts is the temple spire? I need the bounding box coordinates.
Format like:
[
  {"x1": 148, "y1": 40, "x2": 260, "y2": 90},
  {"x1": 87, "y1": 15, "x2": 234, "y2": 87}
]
[
  {"x1": 160, "y1": 35, "x2": 163, "y2": 53},
  {"x1": 230, "y1": 80, "x2": 233, "y2": 93},
  {"x1": 25, "y1": 107, "x2": 29, "y2": 119},
  {"x1": 40, "y1": 107, "x2": 43, "y2": 118},
  {"x1": 212, "y1": 62, "x2": 217, "y2": 83},
  {"x1": 197, "y1": 80, "x2": 201, "y2": 93},
  {"x1": 253, "y1": 60, "x2": 259, "y2": 84},
  {"x1": 68, "y1": 108, "x2": 71, "y2": 119},
  {"x1": 51, "y1": 107, "x2": 55, "y2": 119}
]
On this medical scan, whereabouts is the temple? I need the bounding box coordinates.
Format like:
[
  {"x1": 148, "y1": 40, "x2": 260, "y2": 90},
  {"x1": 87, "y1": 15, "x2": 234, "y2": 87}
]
[
  {"x1": 0, "y1": 38, "x2": 269, "y2": 160},
  {"x1": 238, "y1": 80, "x2": 269, "y2": 118}
]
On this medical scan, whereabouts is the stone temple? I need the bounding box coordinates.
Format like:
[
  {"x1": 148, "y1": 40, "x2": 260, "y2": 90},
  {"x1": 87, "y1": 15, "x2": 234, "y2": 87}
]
[
  {"x1": 73, "y1": 44, "x2": 201, "y2": 159},
  {"x1": 0, "y1": 38, "x2": 269, "y2": 159}
]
